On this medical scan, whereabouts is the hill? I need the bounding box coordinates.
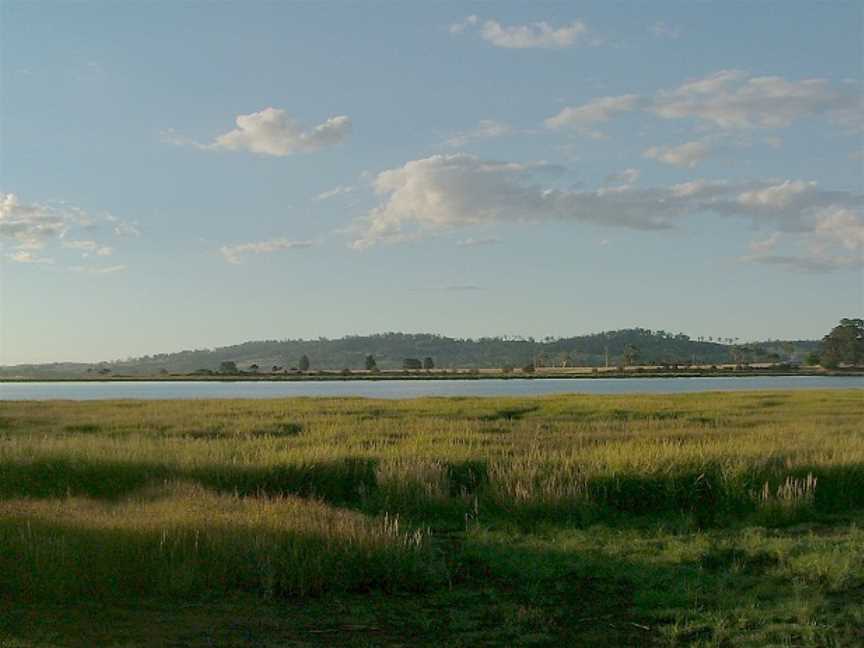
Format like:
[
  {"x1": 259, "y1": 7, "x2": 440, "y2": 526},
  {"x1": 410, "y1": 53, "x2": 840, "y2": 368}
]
[{"x1": 0, "y1": 329, "x2": 817, "y2": 378}]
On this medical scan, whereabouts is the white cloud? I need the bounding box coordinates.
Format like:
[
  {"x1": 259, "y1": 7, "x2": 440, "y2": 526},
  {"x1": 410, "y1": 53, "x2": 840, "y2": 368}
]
[
  {"x1": 449, "y1": 15, "x2": 478, "y2": 34},
  {"x1": 220, "y1": 238, "x2": 314, "y2": 264},
  {"x1": 106, "y1": 214, "x2": 141, "y2": 238},
  {"x1": 450, "y1": 16, "x2": 596, "y2": 49},
  {"x1": 737, "y1": 179, "x2": 814, "y2": 210},
  {"x1": 456, "y1": 236, "x2": 501, "y2": 247},
  {"x1": 652, "y1": 70, "x2": 863, "y2": 130},
  {"x1": 1, "y1": 193, "x2": 122, "y2": 267},
  {"x1": 643, "y1": 140, "x2": 713, "y2": 168},
  {"x1": 544, "y1": 72, "x2": 862, "y2": 138},
  {"x1": 0, "y1": 193, "x2": 67, "y2": 249},
  {"x1": 749, "y1": 232, "x2": 781, "y2": 254},
  {"x1": 813, "y1": 206, "x2": 864, "y2": 250},
  {"x1": 445, "y1": 120, "x2": 514, "y2": 147},
  {"x1": 544, "y1": 95, "x2": 640, "y2": 137},
  {"x1": 650, "y1": 21, "x2": 682, "y2": 40},
  {"x1": 168, "y1": 107, "x2": 351, "y2": 157},
  {"x1": 350, "y1": 153, "x2": 863, "y2": 273},
  {"x1": 63, "y1": 240, "x2": 113, "y2": 257},
  {"x1": 7, "y1": 250, "x2": 54, "y2": 264},
  {"x1": 603, "y1": 168, "x2": 640, "y2": 186},
  {"x1": 314, "y1": 185, "x2": 355, "y2": 201},
  {"x1": 69, "y1": 264, "x2": 127, "y2": 274}
]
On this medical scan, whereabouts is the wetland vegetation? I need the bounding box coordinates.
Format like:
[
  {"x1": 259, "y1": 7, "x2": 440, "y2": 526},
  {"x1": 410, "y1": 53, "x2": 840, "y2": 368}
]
[{"x1": 1, "y1": 390, "x2": 863, "y2": 646}]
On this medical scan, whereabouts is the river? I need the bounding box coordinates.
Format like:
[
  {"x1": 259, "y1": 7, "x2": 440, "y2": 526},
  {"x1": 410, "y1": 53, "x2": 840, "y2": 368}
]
[{"x1": 0, "y1": 376, "x2": 861, "y2": 400}]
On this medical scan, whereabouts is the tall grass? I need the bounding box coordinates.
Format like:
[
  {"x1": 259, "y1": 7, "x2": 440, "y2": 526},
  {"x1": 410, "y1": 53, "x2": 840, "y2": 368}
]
[
  {"x1": 0, "y1": 390, "x2": 862, "y2": 603},
  {"x1": 0, "y1": 482, "x2": 436, "y2": 602},
  {"x1": 2, "y1": 391, "x2": 861, "y2": 519}
]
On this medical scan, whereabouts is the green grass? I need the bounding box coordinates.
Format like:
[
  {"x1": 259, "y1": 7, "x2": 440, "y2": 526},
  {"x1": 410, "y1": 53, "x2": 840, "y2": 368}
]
[{"x1": 1, "y1": 390, "x2": 862, "y2": 646}]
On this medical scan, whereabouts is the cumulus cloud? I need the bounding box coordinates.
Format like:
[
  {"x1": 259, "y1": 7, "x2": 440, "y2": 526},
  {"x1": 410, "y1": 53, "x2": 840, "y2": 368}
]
[
  {"x1": 450, "y1": 16, "x2": 596, "y2": 49},
  {"x1": 220, "y1": 238, "x2": 314, "y2": 264},
  {"x1": 742, "y1": 207, "x2": 863, "y2": 271},
  {"x1": 643, "y1": 140, "x2": 713, "y2": 168},
  {"x1": 545, "y1": 95, "x2": 640, "y2": 137},
  {"x1": 445, "y1": 120, "x2": 514, "y2": 147},
  {"x1": 168, "y1": 107, "x2": 351, "y2": 157},
  {"x1": 350, "y1": 153, "x2": 863, "y2": 272}
]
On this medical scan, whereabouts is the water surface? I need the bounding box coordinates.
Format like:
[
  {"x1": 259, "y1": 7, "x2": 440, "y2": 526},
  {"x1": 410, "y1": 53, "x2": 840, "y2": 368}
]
[{"x1": 1, "y1": 376, "x2": 861, "y2": 400}]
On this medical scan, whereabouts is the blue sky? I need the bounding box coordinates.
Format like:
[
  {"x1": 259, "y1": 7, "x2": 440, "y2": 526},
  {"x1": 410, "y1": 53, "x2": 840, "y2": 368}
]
[{"x1": 1, "y1": 2, "x2": 862, "y2": 364}]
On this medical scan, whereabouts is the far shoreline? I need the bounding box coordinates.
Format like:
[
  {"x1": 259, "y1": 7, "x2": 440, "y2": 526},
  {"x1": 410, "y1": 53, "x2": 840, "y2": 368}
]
[{"x1": 2, "y1": 368, "x2": 862, "y2": 383}]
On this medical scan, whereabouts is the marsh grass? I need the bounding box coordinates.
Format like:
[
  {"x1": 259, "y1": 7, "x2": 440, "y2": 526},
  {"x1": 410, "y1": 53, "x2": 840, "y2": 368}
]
[
  {"x1": 0, "y1": 482, "x2": 436, "y2": 602},
  {"x1": 2, "y1": 391, "x2": 860, "y2": 524},
  {"x1": 1, "y1": 390, "x2": 862, "y2": 646}
]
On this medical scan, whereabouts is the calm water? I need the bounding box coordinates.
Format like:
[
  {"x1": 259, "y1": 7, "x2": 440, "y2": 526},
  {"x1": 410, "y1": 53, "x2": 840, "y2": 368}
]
[{"x1": 0, "y1": 376, "x2": 861, "y2": 400}]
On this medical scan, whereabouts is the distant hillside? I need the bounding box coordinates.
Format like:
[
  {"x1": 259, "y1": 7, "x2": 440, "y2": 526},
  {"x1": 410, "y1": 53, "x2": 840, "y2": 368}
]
[{"x1": 0, "y1": 329, "x2": 818, "y2": 378}]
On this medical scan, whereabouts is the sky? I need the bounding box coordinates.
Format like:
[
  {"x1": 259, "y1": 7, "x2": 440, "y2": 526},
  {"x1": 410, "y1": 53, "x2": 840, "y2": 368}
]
[{"x1": 1, "y1": 1, "x2": 862, "y2": 364}]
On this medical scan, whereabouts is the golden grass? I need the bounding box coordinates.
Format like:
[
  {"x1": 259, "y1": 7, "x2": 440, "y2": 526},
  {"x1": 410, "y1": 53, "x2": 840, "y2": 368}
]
[{"x1": 0, "y1": 482, "x2": 435, "y2": 601}]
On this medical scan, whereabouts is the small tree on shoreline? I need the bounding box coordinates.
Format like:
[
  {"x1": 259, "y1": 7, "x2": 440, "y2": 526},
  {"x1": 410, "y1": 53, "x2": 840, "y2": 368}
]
[{"x1": 219, "y1": 361, "x2": 238, "y2": 374}]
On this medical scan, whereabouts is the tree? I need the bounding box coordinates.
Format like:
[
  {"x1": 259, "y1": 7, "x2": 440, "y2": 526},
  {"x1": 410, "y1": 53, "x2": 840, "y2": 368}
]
[
  {"x1": 821, "y1": 318, "x2": 864, "y2": 368},
  {"x1": 403, "y1": 358, "x2": 422, "y2": 370},
  {"x1": 623, "y1": 344, "x2": 640, "y2": 367},
  {"x1": 271, "y1": 365, "x2": 281, "y2": 373},
  {"x1": 299, "y1": 355, "x2": 310, "y2": 372},
  {"x1": 249, "y1": 364, "x2": 259, "y2": 373},
  {"x1": 804, "y1": 352, "x2": 821, "y2": 366},
  {"x1": 365, "y1": 355, "x2": 377, "y2": 371},
  {"x1": 219, "y1": 361, "x2": 238, "y2": 374},
  {"x1": 423, "y1": 356, "x2": 434, "y2": 370}
]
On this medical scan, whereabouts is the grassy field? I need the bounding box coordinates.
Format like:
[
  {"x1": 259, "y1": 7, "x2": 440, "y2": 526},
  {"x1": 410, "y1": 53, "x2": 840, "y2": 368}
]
[{"x1": 1, "y1": 390, "x2": 862, "y2": 647}]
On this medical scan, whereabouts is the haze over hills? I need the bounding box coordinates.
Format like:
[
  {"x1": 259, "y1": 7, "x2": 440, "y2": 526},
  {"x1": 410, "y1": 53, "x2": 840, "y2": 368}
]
[{"x1": 0, "y1": 329, "x2": 819, "y2": 377}]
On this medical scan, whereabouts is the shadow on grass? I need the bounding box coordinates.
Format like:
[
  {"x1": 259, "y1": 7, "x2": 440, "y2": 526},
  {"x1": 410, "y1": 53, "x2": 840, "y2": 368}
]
[
  {"x1": 6, "y1": 519, "x2": 859, "y2": 647},
  {"x1": 3, "y1": 458, "x2": 864, "y2": 529}
]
